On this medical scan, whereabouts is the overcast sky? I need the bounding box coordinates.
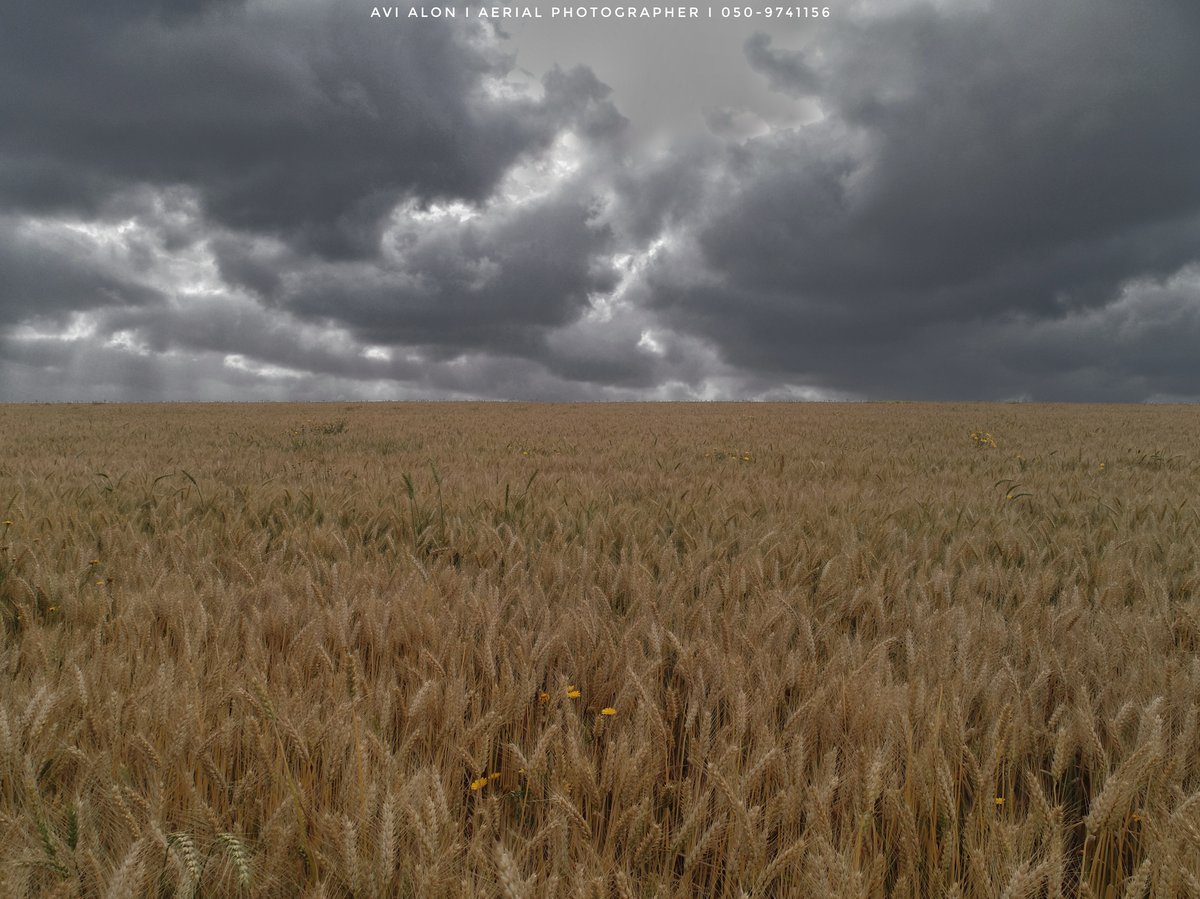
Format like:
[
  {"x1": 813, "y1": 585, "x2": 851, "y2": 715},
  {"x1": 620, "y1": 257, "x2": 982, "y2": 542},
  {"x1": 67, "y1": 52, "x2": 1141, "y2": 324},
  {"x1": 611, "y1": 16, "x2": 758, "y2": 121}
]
[{"x1": 2, "y1": 0, "x2": 1198, "y2": 401}]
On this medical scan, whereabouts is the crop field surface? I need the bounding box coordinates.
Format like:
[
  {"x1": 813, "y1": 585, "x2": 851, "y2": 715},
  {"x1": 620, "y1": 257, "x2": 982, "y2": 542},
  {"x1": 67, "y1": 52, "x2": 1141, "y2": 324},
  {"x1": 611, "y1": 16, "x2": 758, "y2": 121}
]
[{"x1": 1, "y1": 402, "x2": 1199, "y2": 898}]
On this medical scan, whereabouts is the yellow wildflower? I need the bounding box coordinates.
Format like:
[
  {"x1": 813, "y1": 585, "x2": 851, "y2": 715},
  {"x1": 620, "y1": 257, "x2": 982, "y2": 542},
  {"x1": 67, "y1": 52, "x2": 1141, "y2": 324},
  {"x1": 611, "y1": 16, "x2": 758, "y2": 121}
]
[
  {"x1": 601, "y1": 707, "x2": 617, "y2": 716},
  {"x1": 89, "y1": 559, "x2": 99, "y2": 566},
  {"x1": 470, "y1": 777, "x2": 488, "y2": 791},
  {"x1": 566, "y1": 687, "x2": 581, "y2": 699},
  {"x1": 489, "y1": 772, "x2": 501, "y2": 781},
  {"x1": 994, "y1": 797, "x2": 1005, "y2": 806}
]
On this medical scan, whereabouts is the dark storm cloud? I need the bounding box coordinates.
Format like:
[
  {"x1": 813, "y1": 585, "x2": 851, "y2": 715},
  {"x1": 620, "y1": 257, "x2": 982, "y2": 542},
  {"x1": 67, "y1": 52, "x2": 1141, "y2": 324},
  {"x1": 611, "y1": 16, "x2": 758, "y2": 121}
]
[
  {"x1": 286, "y1": 186, "x2": 620, "y2": 355},
  {"x1": 0, "y1": 0, "x2": 611, "y2": 259},
  {"x1": 0, "y1": 0, "x2": 635, "y2": 400},
  {"x1": 0, "y1": 217, "x2": 163, "y2": 326},
  {"x1": 3, "y1": 0, "x2": 1200, "y2": 401},
  {"x1": 642, "y1": 0, "x2": 1200, "y2": 399}
]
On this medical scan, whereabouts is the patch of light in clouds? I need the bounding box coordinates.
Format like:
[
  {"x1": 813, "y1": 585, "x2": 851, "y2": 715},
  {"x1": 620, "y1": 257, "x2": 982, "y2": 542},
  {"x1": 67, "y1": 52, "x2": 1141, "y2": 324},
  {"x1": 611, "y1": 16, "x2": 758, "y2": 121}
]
[
  {"x1": 637, "y1": 329, "x2": 665, "y2": 355},
  {"x1": 223, "y1": 354, "x2": 305, "y2": 380},
  {"x1": 105, "y1": 330, "x2": 151, "y2": 356},
  {"x1": 12, "y1": 314, "x2": 99, "y2": 343}
]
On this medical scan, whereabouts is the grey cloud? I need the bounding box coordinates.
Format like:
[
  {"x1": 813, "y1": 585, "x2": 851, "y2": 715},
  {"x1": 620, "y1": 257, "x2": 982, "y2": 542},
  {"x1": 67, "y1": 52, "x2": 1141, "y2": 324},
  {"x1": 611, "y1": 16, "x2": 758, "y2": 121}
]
[
  {"x1": 3, "y1": 0, "x2": 1200, "y2": 402},
  {"x1": 0, "y1": 217, "x2": 163, "y2": 326},
  {"x1": 541, "y1": 65, "x2": 628, "y2": 145},
  {"x1": 0, "y1": 0, "x2": 637, "y2": 400},
  {"x1": 210, "y1": 236, "x2": 290, "y2": 301},
  {"x1": 282, "y1": 186, "x2": 619, "y2": 355},
  {"x1": 703, "y1": 108, "x2": 768, "y2": 141},
  {"x1": 639, "y1": 0, "x2": 1200, "y2": 399},
  {"x1": 0, "y1": 325, "x2": 703, "y2": 402},
  {"x1": 743, "y1": 34, "x2": 820, "y2": 97},
  {"x1": 0, "y1": 2, "x2": 614, "y2": 260}
]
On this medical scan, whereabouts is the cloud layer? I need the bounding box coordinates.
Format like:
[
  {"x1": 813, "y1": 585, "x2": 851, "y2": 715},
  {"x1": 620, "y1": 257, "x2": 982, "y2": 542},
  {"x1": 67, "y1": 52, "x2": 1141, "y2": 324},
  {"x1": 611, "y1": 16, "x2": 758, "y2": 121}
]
[{"x1": 2, "y1": 0, "x2": 1199, "y2": 401}]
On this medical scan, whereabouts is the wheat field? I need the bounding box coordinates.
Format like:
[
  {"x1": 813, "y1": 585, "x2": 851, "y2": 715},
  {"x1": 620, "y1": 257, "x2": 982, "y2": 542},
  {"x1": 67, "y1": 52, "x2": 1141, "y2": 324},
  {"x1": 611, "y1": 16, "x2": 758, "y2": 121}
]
[{"x1": 1, "y1": 403, "x2": 1198, "y2": 898}]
